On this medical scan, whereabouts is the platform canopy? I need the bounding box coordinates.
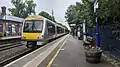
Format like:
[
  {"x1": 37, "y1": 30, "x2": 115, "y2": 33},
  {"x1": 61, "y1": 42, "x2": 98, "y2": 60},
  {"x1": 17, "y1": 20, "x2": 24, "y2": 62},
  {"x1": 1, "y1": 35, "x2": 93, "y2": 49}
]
[{"x1": 0, "y1": 15, "x2": 24, "y2": 22}]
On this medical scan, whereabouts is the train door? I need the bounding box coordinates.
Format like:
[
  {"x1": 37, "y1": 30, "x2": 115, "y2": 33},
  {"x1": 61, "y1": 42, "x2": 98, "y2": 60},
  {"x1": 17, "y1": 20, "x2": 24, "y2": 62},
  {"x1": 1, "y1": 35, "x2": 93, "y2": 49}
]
[
  {"x1": 57, "y1": 26, "x2": 62, "y2": 36},
  {"x1": 55, "y1": 25, "x2": 57, "y2": 37},
  {"x1": 44, "y1": 21, "x2": 48, "y2": 40}
]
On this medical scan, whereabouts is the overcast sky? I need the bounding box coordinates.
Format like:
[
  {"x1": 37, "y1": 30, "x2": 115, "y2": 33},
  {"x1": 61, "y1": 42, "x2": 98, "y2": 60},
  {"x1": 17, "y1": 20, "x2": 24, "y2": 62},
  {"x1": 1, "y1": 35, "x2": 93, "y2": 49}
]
[{"x1": 0, "y1": 0, "x2": 82, "y2": 30}]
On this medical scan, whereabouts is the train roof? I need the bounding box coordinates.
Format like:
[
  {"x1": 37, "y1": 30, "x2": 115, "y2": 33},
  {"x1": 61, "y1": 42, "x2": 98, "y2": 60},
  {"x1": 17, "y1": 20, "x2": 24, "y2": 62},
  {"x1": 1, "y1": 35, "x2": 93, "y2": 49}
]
[
  {"x1": 25, "y1": 15, "x2": 44, "y2": 21},
  {"x1": 25, "y1": 15, "x2": 67, "y2": 29},
  {"x1": 0, "y1": 15, "x2": 24, "y2": 22}
]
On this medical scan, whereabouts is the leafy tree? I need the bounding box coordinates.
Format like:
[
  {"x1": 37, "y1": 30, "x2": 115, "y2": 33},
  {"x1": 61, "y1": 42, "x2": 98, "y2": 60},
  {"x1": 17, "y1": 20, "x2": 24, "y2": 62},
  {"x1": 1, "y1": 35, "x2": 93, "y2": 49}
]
[
  {"x1": 39, "y1": 11, "x2": 56, "y2": 22},
  {"x1": 65, "y1": 0, "x2": 120, "y2": 28},
  {"x1": 97, "y1": 0, "x2": 120, "y2": 25},
  {"x1": 65, "y1": 5, "x2": 77, "y2": 24},
  {"x1": 26, "y1": 0, "x2": 36, "y2": 15},
  {"x1": 8, "y1": 0, "x2": 36, "y2": 18},
  {"x1": 65, "y1": 1, "x2": 95, "y2": 28}
]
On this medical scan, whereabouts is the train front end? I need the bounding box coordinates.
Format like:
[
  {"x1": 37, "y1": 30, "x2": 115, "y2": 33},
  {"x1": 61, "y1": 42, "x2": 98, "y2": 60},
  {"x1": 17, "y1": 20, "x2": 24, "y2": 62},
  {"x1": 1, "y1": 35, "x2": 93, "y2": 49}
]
[{"x1": 22, "y1": 17, "x2": 44, "y2": 49}]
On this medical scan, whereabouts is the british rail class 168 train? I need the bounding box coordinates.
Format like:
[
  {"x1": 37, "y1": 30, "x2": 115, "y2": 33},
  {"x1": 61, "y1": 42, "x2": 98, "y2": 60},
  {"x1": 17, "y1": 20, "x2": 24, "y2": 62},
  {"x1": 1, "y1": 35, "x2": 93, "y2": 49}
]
[{"x1": 21, "y1": 15, "x2": 69, "y2": 49}]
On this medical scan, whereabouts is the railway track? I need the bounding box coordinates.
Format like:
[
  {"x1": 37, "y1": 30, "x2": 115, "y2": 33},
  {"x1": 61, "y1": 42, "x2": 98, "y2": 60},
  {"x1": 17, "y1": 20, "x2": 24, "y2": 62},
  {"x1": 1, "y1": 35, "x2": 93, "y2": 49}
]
[
  {"x1": 0, "y1": 42, "x2": 23, "y2": 51},
  {"x1": 0, "y1": 38, "x2": 44, "y2": 67},
  {"x1": 0, "y1": 48, "x2": 32, "y2": 67},
  {"x1": 0, "y1": 38, "x2": 33, "y2": 66},
  {"x1": 0, "y1": 39, "x2": 23, "y2": 51}
]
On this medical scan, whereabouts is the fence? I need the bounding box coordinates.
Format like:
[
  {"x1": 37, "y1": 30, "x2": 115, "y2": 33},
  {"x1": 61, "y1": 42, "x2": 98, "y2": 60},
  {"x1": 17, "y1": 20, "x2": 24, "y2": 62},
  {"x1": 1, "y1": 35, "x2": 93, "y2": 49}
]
[{"x1": 87, "y1": 24, "x2": 120, "y2": 60}]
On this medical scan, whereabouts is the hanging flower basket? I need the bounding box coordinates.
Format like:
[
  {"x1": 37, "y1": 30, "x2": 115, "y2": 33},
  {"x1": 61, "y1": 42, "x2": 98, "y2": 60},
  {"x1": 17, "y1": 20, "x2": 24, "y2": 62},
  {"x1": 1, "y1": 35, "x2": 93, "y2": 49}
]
[{"x1": 84, "y1": 45, "x2": 102, "y2": 64}]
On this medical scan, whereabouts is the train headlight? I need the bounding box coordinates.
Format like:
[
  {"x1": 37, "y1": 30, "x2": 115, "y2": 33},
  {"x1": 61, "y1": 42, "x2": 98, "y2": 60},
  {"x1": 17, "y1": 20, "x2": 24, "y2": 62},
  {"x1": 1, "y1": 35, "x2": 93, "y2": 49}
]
[
  {"x1": 24, "y1": 36, "x2": 26, "y2": 39},
  {"x1": 22, "y1": 36, "x2": 26, "y2": 39}
]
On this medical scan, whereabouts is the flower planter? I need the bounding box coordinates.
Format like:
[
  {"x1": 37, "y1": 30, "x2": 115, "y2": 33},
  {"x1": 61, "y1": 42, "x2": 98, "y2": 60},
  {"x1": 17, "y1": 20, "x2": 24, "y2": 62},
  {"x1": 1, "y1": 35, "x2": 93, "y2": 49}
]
[{"x1": 85, "y1": 51, "x2": 102, "y2": 64}]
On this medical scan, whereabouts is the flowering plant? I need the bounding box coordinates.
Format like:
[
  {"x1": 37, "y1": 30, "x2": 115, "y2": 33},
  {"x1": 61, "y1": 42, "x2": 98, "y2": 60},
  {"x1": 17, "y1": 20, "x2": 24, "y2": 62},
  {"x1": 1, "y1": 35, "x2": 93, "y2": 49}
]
[{"x1": 84, "y1": 45, "x2": 102, "y2": 53}]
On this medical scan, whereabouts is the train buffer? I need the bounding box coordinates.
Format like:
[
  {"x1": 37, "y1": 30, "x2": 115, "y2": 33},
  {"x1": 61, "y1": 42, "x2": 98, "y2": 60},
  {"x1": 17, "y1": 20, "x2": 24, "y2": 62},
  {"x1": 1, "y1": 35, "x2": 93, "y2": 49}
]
[{"x1": 4, "y1": 34, "x2": 115, "y2": 67}]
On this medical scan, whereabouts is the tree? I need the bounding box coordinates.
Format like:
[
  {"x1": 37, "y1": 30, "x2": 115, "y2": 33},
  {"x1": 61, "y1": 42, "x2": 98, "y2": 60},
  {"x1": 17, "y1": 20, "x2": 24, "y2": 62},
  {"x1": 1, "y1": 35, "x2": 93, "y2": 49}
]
[
  {"x1": 65, "y1": 0, "x2": 120, "y2": 28},
  {"x1": 26, "y1": 0, "x2": 36, "y2": 15},
  {"x1": 8, "y1": 0, "x2": 36, "y2": 18},
  {"x1": 65, "y1": 1, "x2": 95, "y2": 28},
  {"x1": 39, "y1": 11, "x2": 56, "y2": 22},
  {"x1": 65, "y1": 5, "x2": 77, "y2": 24}
]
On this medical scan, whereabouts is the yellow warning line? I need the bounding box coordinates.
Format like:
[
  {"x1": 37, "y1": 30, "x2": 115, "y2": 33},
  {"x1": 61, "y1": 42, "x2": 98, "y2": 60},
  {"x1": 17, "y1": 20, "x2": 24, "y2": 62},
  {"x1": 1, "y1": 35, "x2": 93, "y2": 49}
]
[{"x1": 47, "y1": 38, "x2": 67, "y2": 67}]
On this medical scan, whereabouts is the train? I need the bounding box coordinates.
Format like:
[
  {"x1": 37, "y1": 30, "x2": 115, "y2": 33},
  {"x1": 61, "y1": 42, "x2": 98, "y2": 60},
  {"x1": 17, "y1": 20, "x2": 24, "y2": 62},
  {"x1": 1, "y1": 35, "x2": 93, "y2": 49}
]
[{"x1": 21, "y1": 15, "x2": 69, "y2": 49}]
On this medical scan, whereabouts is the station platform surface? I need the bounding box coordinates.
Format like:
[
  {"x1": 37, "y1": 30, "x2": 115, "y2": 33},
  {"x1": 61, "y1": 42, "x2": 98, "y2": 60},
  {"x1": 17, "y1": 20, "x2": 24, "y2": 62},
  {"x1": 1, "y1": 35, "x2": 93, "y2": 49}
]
[
  {"x1": 5, "y1": 34, "x2": 115, "y2": 67},
  {"x1": 39, "y1": 35, "x2": 115, "y2": 67}
]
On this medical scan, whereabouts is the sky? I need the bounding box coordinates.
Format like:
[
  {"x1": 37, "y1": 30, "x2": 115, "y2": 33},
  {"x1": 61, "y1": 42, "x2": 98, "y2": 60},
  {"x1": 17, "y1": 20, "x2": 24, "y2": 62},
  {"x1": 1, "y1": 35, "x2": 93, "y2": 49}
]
[{"x1": 0, "y1": 0, "x2": 82, "y2": 30}]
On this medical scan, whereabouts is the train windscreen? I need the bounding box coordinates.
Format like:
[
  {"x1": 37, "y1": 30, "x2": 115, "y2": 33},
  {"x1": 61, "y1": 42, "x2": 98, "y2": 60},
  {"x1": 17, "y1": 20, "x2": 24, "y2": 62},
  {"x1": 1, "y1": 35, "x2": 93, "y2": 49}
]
[{"x1": 23, "y1": 20, "x2": 43, "y2": 32}]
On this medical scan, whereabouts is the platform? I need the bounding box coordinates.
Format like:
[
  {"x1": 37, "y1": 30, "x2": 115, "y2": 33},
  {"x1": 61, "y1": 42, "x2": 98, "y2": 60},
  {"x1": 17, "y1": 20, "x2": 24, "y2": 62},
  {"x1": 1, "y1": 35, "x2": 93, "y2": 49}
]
[
  {"x1": 4, "y1": 34, "x2": 115, "y2": 67},
  {"x1": 39, "y1": 35, "x2": 115, "y2": 67},
  {"x1": 0, "y1": 36, "x2": 21, "y2": 40}
]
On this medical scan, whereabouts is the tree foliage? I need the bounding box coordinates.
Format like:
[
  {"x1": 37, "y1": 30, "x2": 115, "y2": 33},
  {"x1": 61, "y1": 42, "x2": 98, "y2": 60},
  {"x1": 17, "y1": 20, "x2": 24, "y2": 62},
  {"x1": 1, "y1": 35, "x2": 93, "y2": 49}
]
[
  {"x1": 9, "y1": 0, "x2": 36, "y2": 18},
  {"x1": 65, "y1": 0, "x2": 120, "y2": 28},
  {"x1": 65, "y1": 1, "x2": 94, "y2": 28},
  {"x1": 39, "y1": 11, "x2": 56, "y2": 22}
]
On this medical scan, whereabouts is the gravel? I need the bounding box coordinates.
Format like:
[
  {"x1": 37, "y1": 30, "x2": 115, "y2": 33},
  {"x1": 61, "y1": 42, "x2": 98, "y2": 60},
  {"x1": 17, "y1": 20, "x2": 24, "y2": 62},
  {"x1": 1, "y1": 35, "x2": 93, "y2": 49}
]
[{"x1": 0, "y1": 45, "x2": 29, "y2": 62}]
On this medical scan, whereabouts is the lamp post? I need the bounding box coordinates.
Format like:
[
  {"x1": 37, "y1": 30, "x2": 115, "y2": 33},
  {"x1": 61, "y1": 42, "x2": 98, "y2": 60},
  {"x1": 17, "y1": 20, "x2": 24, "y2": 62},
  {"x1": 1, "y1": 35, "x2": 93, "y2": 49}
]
[{"x1": 88, "y1": 0, "x2": 100, "y2": 48}]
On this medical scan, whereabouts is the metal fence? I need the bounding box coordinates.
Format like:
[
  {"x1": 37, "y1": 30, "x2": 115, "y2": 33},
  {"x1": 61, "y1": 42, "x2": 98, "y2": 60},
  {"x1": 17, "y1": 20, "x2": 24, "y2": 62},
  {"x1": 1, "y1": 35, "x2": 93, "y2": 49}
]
[{"x1": 87, "y1": 24, "x2": 120, "y2": 59}]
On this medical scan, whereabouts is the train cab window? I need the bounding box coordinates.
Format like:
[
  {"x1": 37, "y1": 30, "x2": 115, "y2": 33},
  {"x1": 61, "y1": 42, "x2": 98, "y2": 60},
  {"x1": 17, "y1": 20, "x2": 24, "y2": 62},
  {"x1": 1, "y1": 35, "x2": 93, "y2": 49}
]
[{"x1": 23, "y1": 20, "x2": 43, "y2": 32}]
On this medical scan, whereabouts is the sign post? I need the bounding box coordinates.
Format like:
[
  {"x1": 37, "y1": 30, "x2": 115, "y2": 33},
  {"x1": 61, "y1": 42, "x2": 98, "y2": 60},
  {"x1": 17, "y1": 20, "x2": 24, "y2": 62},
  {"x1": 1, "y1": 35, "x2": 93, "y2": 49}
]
[{"x1": 94, "y1": 0, "x2": 100, "y2": 48}]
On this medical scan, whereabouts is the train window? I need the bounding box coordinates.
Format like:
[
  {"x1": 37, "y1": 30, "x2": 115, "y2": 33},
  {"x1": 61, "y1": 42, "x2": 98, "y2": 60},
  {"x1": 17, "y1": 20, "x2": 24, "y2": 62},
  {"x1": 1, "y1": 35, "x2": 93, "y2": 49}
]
[
  {"x1": 57, "y1": 26, "x2": 63, "y2": 34},
  {"x1": 48, "y1": 26, "x2": 53, "y2": 28},
  {"x1": 46, "y1": 20, "x2": 55, "y2": 35}
]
